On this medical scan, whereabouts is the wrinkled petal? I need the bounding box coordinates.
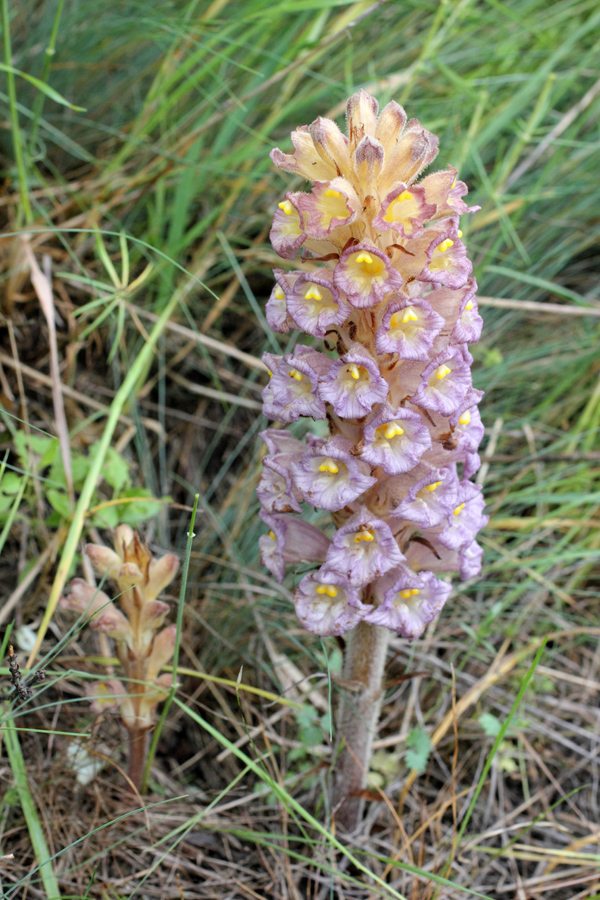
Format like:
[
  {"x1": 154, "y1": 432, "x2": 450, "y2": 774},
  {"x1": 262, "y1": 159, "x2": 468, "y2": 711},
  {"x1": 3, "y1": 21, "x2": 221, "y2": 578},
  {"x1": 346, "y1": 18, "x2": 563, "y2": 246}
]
[
  {"x1": 259, "y1": 510, "x2": 330, "y2": 583},
  {"x1": 294, "y1": 570, "x2": 370, "y2": 636},
  {"x1": 334, "y1": 243, "x2": 403, "y2": 308},
  {"x1": 365, "y1": 567, "x2": 452, "y2": 639},
  {"x1": 320, "y1": 508, "x2": 404, "y2": 588},
  {"x1": 375, "y1": 295, "x2": 444, "y2": 360},
  {"x1": 318, "y1": 346, "x2": 389, "y2": 418},
  {"x1": 358, "y1": 405, "x2": 431, "y2": 475},
  {"x1": 290, "y1": 435, "x2": 376, "y2": 511}
]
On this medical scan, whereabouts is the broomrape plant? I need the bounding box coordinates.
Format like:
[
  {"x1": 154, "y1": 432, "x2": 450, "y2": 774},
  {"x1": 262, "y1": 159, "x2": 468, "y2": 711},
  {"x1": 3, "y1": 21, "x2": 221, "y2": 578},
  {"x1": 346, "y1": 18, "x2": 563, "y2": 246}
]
[
  {"x1": 258, "y1": 90, "x2": 487, "y2": 831},
  {"x1": 61, "y1": 526, "x2": 179, "y2": 792}
]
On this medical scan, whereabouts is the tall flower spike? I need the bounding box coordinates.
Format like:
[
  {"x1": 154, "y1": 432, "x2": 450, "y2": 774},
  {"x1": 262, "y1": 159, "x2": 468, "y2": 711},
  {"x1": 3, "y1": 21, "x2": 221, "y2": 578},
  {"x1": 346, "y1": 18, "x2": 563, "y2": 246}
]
[{"x1": 262, "y1": 91, "x2": 485, "y2": 831}]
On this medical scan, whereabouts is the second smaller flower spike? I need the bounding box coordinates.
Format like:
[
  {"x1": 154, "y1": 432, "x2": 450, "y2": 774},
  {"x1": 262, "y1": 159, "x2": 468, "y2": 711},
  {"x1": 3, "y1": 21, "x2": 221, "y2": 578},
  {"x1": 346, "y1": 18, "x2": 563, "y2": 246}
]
[
  {"x1": 61, "y1": 528, "x2": 180, "y2": 792},
  {"x1": 261, "y1": 89, "x2": 486, "y2": 641}
]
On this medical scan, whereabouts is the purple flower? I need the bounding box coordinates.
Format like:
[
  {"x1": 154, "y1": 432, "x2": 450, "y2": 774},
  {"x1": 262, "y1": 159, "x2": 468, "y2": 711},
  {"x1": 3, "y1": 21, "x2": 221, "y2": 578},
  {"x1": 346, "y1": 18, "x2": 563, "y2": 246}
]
[
  {"x1": 358, "y1": 405, "x2": 431, "y2": 475},
  {"x1": 290, "y1": 436, "x2": 376, "y2": 511},
  {"x1": 294, "y1": 570, "x2": 371, "y2": 636},
  {"x1": 451, "y1": 281, "x2": 483, "y2": 344},
  {"x1": 334, "y1": 243, "x2": 403, "y2": 308},
  {"x1": 318, "y1": 346, "x2": 389, "y2": 418},
  {"x1": 257, "y1": 456, "x2": 303, "y2": 514},
  {"x1": 419, "y1": 219, "x2": 472, "y2": 290},
  {"x1": 286, "y1": 270, "x2": 350, "y2": 338},
  {"x1": 375, "y1": 295, "x2": 445, "y2": 360},
  {"x1": 262, "y1": 346, "x2": 331, "y2": 423},
  {"x1": 420, "y1": 166, "x2": 480, "y2": 218},
  {"x1": 391, "y1": 465, "x2": 458, "y2": 528},
  {"x1": 320, "y1": 508, "x2": 405, "y2": 587},
  {"x1": 372, "y1": 182, "x2": 436, "y2": 239},
  {"x1": 261, "y1": 91, "x2": 486, "y2": 639},
  {"x1": 295, "y1": 178, "x2": 359, "y2": 239},
  {"x1": 449, "y1": 394, "x2": 485, "y2": 455},
  {"x1": 259, "y1": 511, "x2": 330, "y2": 583},
  {"x1": 438, "y1": 481, "x2": 488, "y2": 551},
  {"x1": 265, "y1": 269, "x2": 298, "y2": 333},
  {"x1": 411, "y1": 345, "x2": 472, "y2": 416},
  {"x1": 269, "y1": 193, "x2": 306, "y2": 260},
  {"x1": 459, "y1": 539, "x2": 484, "y2": 580},
  {"x1": 365, "y1": 567, "x2": 452, "y2": 639}
]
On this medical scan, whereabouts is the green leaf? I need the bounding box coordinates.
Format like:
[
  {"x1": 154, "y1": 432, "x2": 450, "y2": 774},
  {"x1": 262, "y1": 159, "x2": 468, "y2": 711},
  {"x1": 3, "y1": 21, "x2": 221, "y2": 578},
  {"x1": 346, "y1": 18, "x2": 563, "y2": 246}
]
[
  {"x1": 0, "y1": 62, "x2": 86, "y2": 110},
  {"x1": 114, "y1": 488, "x2": 164, "y2": 525},
  {"x1": 298, "y1": 725, "x2": 323, "y2": 748},
  {"x1": 14, "y1": 432, "x2": 53, "y2": 469},
  {"x1": 46, "y1": 488, "x2": 72, "y2": 519},
  {"x1": 296, "y1": 705, "x2": 319, "y2": 728},
  {"x1": 479, "y1": 713, "x2": 502, "y2": 738},
  {"x1": 102, "y1": 447, "x2": 130, "y2": 493},
  {"x1": 405, "y1": 727, "x2": 432, "y2": 773},
  {"x1": 0, "y1": 472, "x2": 22, "y2": 494}
]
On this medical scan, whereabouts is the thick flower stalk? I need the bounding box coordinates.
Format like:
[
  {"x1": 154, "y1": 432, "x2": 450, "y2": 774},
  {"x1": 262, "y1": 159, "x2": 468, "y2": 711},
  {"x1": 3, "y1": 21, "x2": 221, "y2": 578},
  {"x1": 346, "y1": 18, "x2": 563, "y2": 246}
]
[
  {"x1": 259, "y1": 90, "x2": 487, "y2": 831},
  {"x1": 61, "y1": 525, "x2": 179, "y2": 792}
]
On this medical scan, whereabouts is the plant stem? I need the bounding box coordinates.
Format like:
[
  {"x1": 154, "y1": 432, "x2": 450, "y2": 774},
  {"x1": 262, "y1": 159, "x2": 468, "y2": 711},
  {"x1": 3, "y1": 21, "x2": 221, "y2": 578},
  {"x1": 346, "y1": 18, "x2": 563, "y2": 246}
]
[
  {"x1": 127, "y1": 726, "x2": 148, "y2": 794},
  {"x1": 332, "y1": 621, "x2": 390, "y2": 832}
]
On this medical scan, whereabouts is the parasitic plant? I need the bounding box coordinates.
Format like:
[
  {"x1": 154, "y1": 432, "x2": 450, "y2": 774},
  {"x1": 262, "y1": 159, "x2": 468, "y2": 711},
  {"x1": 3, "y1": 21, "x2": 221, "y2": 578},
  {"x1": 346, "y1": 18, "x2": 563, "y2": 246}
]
[
  {"x1": 61, "y1": 525, "x2": 179, "y2": 793},
  {"x1": 258, "y1": 90, "x2": 487, "y2": 831}
]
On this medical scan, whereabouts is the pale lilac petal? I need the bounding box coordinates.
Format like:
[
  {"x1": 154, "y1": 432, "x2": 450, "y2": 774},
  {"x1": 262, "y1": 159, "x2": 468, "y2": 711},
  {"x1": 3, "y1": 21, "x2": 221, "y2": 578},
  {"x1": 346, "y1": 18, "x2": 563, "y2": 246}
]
[
  {"x1": 295, "y1": 178, "x2": 359, "y2": 239},
  {"x1": 262, "y1": 346, "x2": 331, "y2": 423},
  {"x1": 290, "y1": 436, "x2": 376, "y2": 511},
  {"x1": 318, "y1": 346, "x2": 388, "y2": 418},
  {"x1": 287, "y1": 270, "x2": 350, "y2": 338},
  {"x1": 375, "y1": 296, "x2": 445, "y2": 360},
  {"x1": 437, "y1": 482, "x2": 488, "y2": 551},
  {"x1": 321, "y1": 509, "x2": 404, "y2": 587},
  {"x1": 411, "y1": 345, "x2": 472, "y2": 416},
  {"x1": 270, "y1": 193, "x2": 306, "y2": 260},
  {"x1": 365, "y1": 567, "x2": 452, "y2": 639},
  {"x1": 294, "y1": 570, "x2": 370, "y2": 636},
  {"x1": 334, "y1": 243, "x2": 403, "y2": 308},
  {"x1": 391, "y1": 466, "x2": 458, "y2": 528},
  {"x1": 419, "y1": 219, "x2": 472, "y2": 289},
  {"x1": 372, "y1": 182, "x2": 436, "y2": 239},
  {"x1": 259, "y1": 511, "x2": 330, "y2": 583},
  {"x1": 359, "y1": 405, "x2": 431, "y2": 475}
]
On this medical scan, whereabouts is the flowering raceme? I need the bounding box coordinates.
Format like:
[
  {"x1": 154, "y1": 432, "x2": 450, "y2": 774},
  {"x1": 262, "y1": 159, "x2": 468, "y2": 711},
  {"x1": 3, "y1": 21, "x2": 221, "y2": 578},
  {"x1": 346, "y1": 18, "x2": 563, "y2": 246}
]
[{"x1": 259, "y1": 90, "x2": 487, "y2": 641}]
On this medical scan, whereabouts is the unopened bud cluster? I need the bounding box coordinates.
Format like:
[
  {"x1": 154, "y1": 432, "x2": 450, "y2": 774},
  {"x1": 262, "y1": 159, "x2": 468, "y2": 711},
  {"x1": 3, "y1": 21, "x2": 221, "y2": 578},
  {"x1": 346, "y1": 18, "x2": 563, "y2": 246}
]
[
  {"x1": 62, "y1": 525, "x2": 179, "y2": 731},
  {"x1": 259, "y1": 90, "x2": 487, "y2": 639}
]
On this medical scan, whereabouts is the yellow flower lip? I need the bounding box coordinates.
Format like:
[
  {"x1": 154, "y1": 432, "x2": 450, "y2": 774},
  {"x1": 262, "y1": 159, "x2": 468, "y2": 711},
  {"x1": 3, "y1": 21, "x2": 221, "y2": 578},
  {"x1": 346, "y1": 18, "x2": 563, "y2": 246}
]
[
  {"x1": 434, "y1": 364, "x2": 452, "y2": 380},
  {"x1": 288, "y1": 367, "x2": 304, "y2": 381},
  {"x1": 274, "y1": 285, "x2": 285, "y2": 299},
  {"x1": 354, "y1": 528, "x2": 374, "y2": 543},
  {"x1": 355, "y1": 251, "x2": 373, "y2": 265},
  {"x1": 325, "y1": 188, "x2": 342, "y2": 198},
  {"x1": 464, "y1": 299, "x2": 474, "y2": 311},
  {"x1": 437, "y1": 238, "x2": 454, "y2": 253},
  {"x1": 305, "y1": 285, "x2": 323, "y2": 301},
  {"x1": 278, "y1": 199, "x2": 294, "y2": 215},
  {"x1": 383, "y1": 190, "x2": 413, "y2": 222},
  {"x1": 425, "y1": 480, "x2": 442, "y2": 492},
  {"x1": 453, "y1": 503, "x2": 466, "y2": 516},
  {"x1": 316, "y1": 584, "x2": 338, "y2": 597},
  {"x1": 458, "y1": 410, "x2": 471, "y2": 425},
  {"x1": 318, "y1": 457, "x2": 339, "y2": 475},
  {"x1": 377, "y1": 421, "x2": 404, "y2": 440},
  {"x1": 399, "y1": 588, "x2": 420, "y2": 599},
  {"x1": 347, "y1": 363, "x2": 367, "y2": 380}
]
